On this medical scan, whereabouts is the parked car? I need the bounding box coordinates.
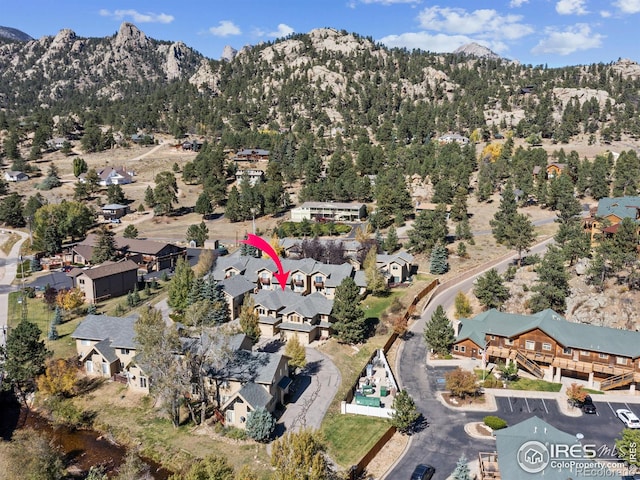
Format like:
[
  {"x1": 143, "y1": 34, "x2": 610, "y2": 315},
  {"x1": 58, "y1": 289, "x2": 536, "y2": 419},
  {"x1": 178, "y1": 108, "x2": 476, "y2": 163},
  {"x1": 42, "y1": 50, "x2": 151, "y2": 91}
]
[
  {"x1": 616, "y1": 409, "x2": 640, "y2": 428},
  {"x1": 110, "y1": 218, "x2": 121, "y2": 224},
  {"x1": 215, "y1": 246, "x2": 229, "y2": 256},
  {"x1": 410, "y1": 464, "x2": 435, "y2": 480},
  {"x1": 582, "y1": 395, "x2": 596, "y2": 414}
]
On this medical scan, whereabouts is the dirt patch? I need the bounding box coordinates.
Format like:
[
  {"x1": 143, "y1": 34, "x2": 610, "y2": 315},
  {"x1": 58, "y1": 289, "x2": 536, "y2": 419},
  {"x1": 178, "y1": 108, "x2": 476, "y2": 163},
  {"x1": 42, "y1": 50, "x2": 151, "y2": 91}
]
[
  {"x1": 362, "y1": 430, "x2": 410, "y2": 479},
  {"x1": 442, "y1": 392, "x2": 486, "y2": 407},
  {"x1": 470, "y1": 422, "x2": 493, "y2": 438}
]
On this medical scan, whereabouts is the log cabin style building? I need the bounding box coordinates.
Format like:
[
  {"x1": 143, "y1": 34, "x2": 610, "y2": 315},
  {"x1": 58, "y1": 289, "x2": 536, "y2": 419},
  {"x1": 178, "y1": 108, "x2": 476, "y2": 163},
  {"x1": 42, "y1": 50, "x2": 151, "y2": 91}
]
[{"x1": 454, "y1": 309, "x2": 640, "y2": 392}]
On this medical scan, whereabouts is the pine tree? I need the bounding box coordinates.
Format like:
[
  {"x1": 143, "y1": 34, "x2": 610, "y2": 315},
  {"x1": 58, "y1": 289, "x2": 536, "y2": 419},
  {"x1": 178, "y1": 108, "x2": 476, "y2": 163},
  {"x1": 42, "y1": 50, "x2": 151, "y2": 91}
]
[
  {"x1": 47, "y1": 323, "x2": 58, "y2": 341},
  {"x1": 91, "y1": 226, "x2": 118, "y2": 264},
  {"x1": 529, "y1": 246, "x2": 570, "y2": 313},
  {"x1": 225, "y1": 186, "x2": 242, "y2": 222},
  {"x1": 144, "y1": 185, "x2": 156, "y2": 208},
  {"x1": 382, "y1": 225, "x2": 399, "y2": 253},
  {"x1": 491, "y1": 180, "x2": 518, "y2": 244},
  {"x1": 246, "y1": 407, "x2": 276, "y2": 443},
  {"x1": 407, "y1": 204, "x2": 448, "y2": 254},
  {"x1": 167, "y1": 258, "x2": 194, "y2": 312},
  {"x1": 122, "y1": 224, "x2": 138, "y2": 239},
  {"x1": 429, "y1": 242, "x2": 449, "y2": 274},
  {"x1": 390, "y1": 390, "x2": 420, "y2": 434},
  {"x1": 452, "y1": 455, "x2": 471, "y2": 480},
  {"x1": 473, "y1": 268, "x2": 510, "y2": 310},
  {"x1": 52, "y1": 306, "x2": 63, "y2": 326},
  {"x1": 423, "y1": 305, "x2": 454, "y2": 356},
  {"x1": 332, "y1": 277, "x2": 367, "y2": 344}
]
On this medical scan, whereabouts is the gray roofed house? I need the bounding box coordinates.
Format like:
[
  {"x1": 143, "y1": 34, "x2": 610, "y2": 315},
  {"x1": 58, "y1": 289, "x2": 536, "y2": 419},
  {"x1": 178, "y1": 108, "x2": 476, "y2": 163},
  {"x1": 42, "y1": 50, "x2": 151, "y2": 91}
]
[
  {"x1": 480, "y1": 416, "x2": 618, "y2": 480},
  {"x1": 234, "y1": 382, "x2": 273, "y2": 410},
  {"x1": 376, "y1": 251, "x2": 416, "y2": 284},
  {"x1": 219, "y1": 275, "x2": 256, "y2": 319},
  {"x1": 71, "y1": 314, "x2": 146, "y2": 390}
]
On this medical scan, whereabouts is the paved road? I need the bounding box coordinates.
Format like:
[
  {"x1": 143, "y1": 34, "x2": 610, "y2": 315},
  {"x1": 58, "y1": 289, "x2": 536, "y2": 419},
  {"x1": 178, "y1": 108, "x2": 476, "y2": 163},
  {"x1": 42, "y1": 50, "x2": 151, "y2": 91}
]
[
  {"x1": 387, "y1": 238, "x2": 555, "y2": 479},
  {"x1": 0, "y1": 230, "x2": 30, "y2": 347},
  {"x1": 276, "y1": 346, "x2": 341, "y2": 433}
]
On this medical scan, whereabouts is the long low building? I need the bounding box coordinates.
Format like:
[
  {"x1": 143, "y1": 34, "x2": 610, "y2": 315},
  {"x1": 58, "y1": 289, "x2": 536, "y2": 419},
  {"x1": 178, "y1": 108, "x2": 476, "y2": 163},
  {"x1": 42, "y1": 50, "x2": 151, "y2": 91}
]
[
  {"x1": 290, "y1": 202, "x2": 367, "y2": 222},
  {"x1": 454, "y1": 308, "x2": 640, "y2": 392}
]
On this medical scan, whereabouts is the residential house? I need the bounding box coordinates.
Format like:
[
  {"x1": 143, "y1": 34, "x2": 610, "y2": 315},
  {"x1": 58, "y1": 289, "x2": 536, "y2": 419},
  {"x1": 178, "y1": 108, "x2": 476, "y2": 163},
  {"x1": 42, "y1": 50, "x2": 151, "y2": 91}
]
[
  {"x1": 73, "y1": 260, "x2": 140, "y2": 303},
  {"x1": 131, "y1": 134, "x2": 154, "y2": 144},
  {"x1": 414, "y1": 202, "x2": 451, "y2": 216},
  {"x1": 376, "y1": 252, "x2": 416, "y2": 284},
  {"x1": 4, "y1": 171, "x2": 29, "y2": 182},
  {"x1": 545, "y1": 162, "x2": 566, "y2": 178},
  {"x1": 478, "y1": 416, "x2": 617, "y2": 479},
  {"x1": 290, "y1": 202, "x2": 367, "y2": 222},
  {"x1": 80, "y1": 166, "x2": 134, "y2": 186},
  {"x1": 235, "y1": 169, "x2": 265, "y2": 186},
  {"x1": 437, "y1": 133, "x2": 469, "y2": 145},
  {"x1": 233, "y1": 148, "x2": 270, "y2": 162},
  {"x1": 101, "y1": 204, "x2": 129, "y2": 220},
  {"x1": 181, "y1": 139, "x2": 203, "y2": 151},
  {"x1": 583, "y1": 196, "x2": 640, "y2": 244},
  {"x1": 216, "y1": 349, "x2": 291, "y2": 429},
  {"x1": 280, "y1": 238, "x2": 365, "y2": 265},
  {"x1": 46, "y1": 137, "x2": 67, "y2": 150},
  {"x1": 72, "y1": 234, "x2": 186, "y2": 272},
  {"x1": 454, "y1": 309, "x2": 640, "y2": 391},
  {"x1": 71, "y1": 314, "x2": 149, "y2": 392},
  {"x1": 219, "y1": 274, "x2": 256, "y2": 319}
]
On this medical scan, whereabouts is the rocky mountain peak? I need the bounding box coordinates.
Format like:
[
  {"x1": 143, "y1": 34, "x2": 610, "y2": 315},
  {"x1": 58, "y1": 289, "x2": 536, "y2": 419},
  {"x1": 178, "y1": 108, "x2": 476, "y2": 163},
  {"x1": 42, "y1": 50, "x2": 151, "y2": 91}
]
[
  {"x1": 221, "y1": 45, "x2": 237, "y2": 62},
  {"x1": 115, "y1": 22, "x2": 148, "y2": 48},
  {"x1": 453, "y1": 42, "x2": 501, "y2": 60},
  {"x1": 50, "y1": 28, "x2": 76, "y2": 49}
]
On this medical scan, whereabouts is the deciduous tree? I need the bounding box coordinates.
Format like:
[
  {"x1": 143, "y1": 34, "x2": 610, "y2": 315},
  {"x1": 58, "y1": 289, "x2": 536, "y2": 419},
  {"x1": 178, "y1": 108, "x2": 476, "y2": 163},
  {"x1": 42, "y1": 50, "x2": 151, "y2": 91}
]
[
  {"x1": 239, "y1": 294, "x2": 261, "y2": 344},
  {"x1": 168, "y1": 257, "x2": 194, "y2": 312},
  {"x1": 270, "y1": 429, "x2": 334, "y2": 480},
  {"x1": 445, "y1": 368, "x2": 479, "y2": 399},
  {"x1": 284, "y1": 336, "x2": 307, "y2": 372}
]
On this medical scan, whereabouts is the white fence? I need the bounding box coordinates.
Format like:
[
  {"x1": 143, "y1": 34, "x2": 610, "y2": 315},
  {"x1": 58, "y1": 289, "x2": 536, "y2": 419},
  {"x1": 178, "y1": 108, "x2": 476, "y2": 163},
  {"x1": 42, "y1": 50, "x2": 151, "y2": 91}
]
[{"x1": 341, "y1": 401, "x2": 395, "y2": 419}]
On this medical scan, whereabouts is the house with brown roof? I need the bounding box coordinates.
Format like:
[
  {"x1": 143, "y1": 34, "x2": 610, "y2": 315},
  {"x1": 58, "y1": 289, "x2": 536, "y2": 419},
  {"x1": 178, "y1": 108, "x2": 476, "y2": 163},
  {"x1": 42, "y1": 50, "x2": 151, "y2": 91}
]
[
  {"x1": 233, "y1": 148, "x2": 270, "y2": 162},
  {"x1": 545, "y1": 162, "x2": 566, "y2": 178},
  {"x1": 72, "y1": 234, "x2": 186, "y2": 272},
  {"x1": 73, "y1": 260, "x2": 139, "y2": 303}
]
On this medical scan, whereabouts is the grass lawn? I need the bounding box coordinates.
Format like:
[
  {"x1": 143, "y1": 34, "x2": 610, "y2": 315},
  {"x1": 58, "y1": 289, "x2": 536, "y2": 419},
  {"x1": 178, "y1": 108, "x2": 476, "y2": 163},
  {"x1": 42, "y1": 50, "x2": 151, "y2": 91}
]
[
  {"x1": 585, "y1": 388, "x2": 605, "y2": 395},
  {"x1": 0, "y1": 233, "x2": 21, "y2": 255},
  {"x1": 7, "y1": 292, "x2": 81, "y2": 359},
  {"x1": 321, "y1": 413, "x2": 391, "y2": 466},
  {"x1": 507, "y1": 377, "x2": 562, "y2": 392},
  {"x1": 361, "y1": 290, "x2": 403, "y2": 320}
]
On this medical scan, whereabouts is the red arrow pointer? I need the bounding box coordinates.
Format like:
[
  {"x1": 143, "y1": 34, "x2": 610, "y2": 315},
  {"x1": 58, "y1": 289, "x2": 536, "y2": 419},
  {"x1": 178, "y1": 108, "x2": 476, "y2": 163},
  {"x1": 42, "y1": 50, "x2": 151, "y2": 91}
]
[{"x1": 241, "y1": 234, "x2": 290, "y2": 291}]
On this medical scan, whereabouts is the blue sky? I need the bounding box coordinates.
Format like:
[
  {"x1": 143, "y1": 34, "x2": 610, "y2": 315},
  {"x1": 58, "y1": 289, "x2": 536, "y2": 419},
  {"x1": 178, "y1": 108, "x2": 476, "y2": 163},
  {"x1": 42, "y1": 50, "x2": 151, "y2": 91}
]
[{"x1": 4, "y1": 1, "x2": 640, "y2": 67}]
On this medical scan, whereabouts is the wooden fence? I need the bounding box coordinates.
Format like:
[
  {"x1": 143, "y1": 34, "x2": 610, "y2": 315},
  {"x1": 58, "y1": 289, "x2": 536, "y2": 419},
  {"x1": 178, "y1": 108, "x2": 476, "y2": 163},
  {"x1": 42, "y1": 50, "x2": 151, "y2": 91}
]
[{"x1": 349, "y1": 426, "x2": 397, "y2": 479}]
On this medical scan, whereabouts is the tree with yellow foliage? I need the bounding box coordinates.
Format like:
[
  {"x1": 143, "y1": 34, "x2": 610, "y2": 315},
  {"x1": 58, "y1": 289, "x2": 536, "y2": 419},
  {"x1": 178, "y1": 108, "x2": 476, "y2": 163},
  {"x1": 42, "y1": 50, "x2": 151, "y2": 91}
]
[
  {"x1": 36, "y1": 358, "x2": 78, "y2": 397},
  {"x1": 56, "y1": 288, "x2": 84, "y2": 313},
  {"x1": 481, "y1": 143, "x2": 502, "y2": 163},
  {"x1": 266, "y1": 232, "x2": 284, "y2": 259}
]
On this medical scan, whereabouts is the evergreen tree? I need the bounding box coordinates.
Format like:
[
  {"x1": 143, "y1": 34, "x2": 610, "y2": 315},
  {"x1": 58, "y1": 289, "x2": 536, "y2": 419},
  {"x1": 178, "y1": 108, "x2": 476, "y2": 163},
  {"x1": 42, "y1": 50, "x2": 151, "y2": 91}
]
[
  {"x1": 0, "y1": 193, "x2": 25, "y2": 227},
  {"x1": 332, "y1": 277, "x2": 367, "y2": 344},
  {"x1": 52, "y1": 306, "x2": 62, "y2": 325},
  {"x1": 491, "y1": 180, "x2": 518, "y2": 244},
  {"x1": 225, "y1": 186, "x2": 242, "y2": 222},
  {"x1": 72, "y1": 157, "x2": 88, "y2": 177},
  {"x1": 122, "y1": 224, "x2": 138, "y2": 239},
  {"x1": 529, "y1": 246, "x2": 570, "y2": 314},
  {"x1": 503, "y1": 213, "x2": 535, "y2": 266},
  {"x1": 47, "y1": 323, "x2": 59, "y2": 341},
  {"x1": 153, "y1": 171, "x2": 178, "y2": 215},
  {"x1": 407, "y1": 204, "x2": 448, "y2": 254},
  {"x1": 452, "y1": 455, "x2": 471, "y2": 480},
  {"x1": 364, "y1": 247, "x2": 388, "y2": 295},
  {"x1": 186, "y1": 221, "x2": 209, "y2": 247},
  {"x1": 106, "y1": 184, "x2": 126, "y2": 204},
  {"x1": 423, "y1": 305, "x2": 454, "y2": 356},
  {"x1": 246, "y1": 407, "x2": 276, "y2": 443},
  {"x1": 144, "y1": 185, "x2": 156, "y2": 208},
  {"x1": 91, "y1": 226, "x2": 118, "y2": 264},
  {"x1": 382, "y1": 225, "x2": 399, "y2": 253},
  {"x1": 390, "y1": 390, "x2": 420, "y2": 434},
  {"x1": 194, "y1": 191, "x2": 214, "y2": 217},
  {"x1": 473, "y1": 268, "x2": 510, "y2": 310},
  {"x1": 450, "y1": 185, "x2": 468, "y2": 222},
  {"x1": 429, "y1": 242, "x2": 449, "y2": 274},
  {"x1": 455, "y1": 218, "x2": 474, "y2": 244},
  {"x1": 167, "y1": 258, "x2": 194, "y2": 312}
]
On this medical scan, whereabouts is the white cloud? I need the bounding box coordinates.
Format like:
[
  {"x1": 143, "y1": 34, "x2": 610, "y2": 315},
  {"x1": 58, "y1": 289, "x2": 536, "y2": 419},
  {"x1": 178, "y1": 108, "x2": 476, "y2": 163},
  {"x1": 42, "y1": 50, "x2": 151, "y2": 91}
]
[
  {"x1": 531, "y1": 23, "x2": 604, "y2": 55},
  {"x1": 417, "y1": 6, "x2": 533, "y2": 39},
  {"x1": 268, "y1": 23, "x2": 295, "y2": 38},
  {"x1": 556, "y1": 0, "x2": 588, "y2": 15},
  {"x1": 509, "y1": 0, "x2": 529, "y2": 6},
  {"x1": 599, "y1": 10, "x2": 612, "y2": 17},
  {"x1": 613, "y1": 0, "x2": 640, "y2": 14},
  {"x1": 99, "y1": 9, "x2": 174, "y2": 24},
  {"x1": 379, "y1": 31, "x2": 504, "y2": 54},
  {"x1": 208, "y1": 20, "x2": 242, "y2": 37}
]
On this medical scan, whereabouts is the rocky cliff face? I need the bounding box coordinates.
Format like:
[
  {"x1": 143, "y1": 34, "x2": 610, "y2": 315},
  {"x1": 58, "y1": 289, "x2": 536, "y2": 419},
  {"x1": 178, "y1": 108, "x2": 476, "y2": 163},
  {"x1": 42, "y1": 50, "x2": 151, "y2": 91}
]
[
  {"x1": 0, "y1": 22, "x2": 202, "y2": 106},
  {"x1": 0, "y1": 26, "x2": 32, "y2": 42}
]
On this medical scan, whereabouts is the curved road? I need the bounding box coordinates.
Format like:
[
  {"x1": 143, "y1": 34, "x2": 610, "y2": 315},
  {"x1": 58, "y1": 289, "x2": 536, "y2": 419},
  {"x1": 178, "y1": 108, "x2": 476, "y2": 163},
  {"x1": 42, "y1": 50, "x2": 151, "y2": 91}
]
[
  {"x1": 386, "y1": 238, "x2": 553, "y2": 479},
  {"x1": 0, "y1": 230, "x2": 30, "y2": 346}
]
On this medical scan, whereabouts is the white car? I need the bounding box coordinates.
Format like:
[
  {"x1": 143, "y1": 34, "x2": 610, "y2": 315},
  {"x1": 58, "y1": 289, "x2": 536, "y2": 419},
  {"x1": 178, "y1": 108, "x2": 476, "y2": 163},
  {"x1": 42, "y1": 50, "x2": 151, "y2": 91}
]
[{"x1": 616, "y1": 409, "x2": 640, "y2": 428}]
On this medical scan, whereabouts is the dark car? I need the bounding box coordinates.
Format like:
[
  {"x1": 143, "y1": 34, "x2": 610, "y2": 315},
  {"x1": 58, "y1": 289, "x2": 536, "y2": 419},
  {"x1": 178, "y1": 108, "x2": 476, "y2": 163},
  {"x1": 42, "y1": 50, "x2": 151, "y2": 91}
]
[
  {"x1": 410, "y1": 464, "x2": 435, "y2": 480},
  {"x1": 582, "y1": 395, "x2": 597, "y2": 414}
]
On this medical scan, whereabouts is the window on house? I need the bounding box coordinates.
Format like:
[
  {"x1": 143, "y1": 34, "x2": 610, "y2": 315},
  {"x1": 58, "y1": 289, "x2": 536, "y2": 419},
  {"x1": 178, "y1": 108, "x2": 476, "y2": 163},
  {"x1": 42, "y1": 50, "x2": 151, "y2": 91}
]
[
  {"x1": 504, "y1": 339, "x2": 513, "y2": 346},
  {"x1": 86, "y1": 360, "x2": 94, "y2": 373},
  {"x1": 460, "y1": 346, "x2": 466, "y2": 353},
  {"x1": 542, "y1": 343, "x2": 552, "y2": 351},
  {"x1": 81, "y1": 339, "x2": 91, "y2": 346},
  {"x1": 616, "y1": 357, "x2": 628, "y2": 365},
  {"x1": 140, "y1": 377, "x2": 147, "y2": 388},
  {"x1": 490, "y1": 335, "x2": 496, "y2": 340},
  {"x1": 392, "y1": 265, "x2": 398, "y2": 270},
  {"x1": 580, "y1": 351, "x2": 590, "y2": 356},
  {"x1": 599, "y1": 353, "x2": 608, "y2": 359},
  {"x1": 525, "y1": 340, "x2": 535, "y2": 350},
  {"x1": 121, "y1": 348, "x2": 130, "y2": 355},
  {"x1": 453, "y1": 345, "x2": 459, "y2": 351},
  {"x1": 563, "y1": 347, "x2": 572, "y2": 355},
  {"x1": 79, "y1": 279, "x2": 85, "y2": 284}
]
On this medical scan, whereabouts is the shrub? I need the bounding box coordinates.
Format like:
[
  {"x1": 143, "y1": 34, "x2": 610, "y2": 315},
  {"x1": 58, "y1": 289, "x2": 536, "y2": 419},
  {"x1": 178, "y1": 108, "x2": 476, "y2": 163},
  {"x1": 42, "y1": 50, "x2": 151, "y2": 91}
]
[
  {"x1": 483, "y1": 416, "x2": 507, "y2": 430},
  {"x1": 482, "y1": 375, "x2": 502, "y2": 388}
]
